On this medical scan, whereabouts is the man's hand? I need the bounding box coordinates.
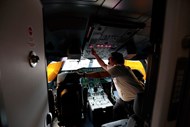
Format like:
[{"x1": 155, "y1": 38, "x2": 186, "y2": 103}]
[
  {"x1": 91, "y1": 48, "x2": 107, "y2": 70},
  {"x1": 91, "y1": 48, "x2": 97, "y2": 56},
  {"x1": 77, "y1": 72, "x2": 86, "y2": 77}
]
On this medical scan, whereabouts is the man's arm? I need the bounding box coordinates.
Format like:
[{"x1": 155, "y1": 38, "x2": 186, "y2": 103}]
[
  {"x1": 85, "y1": 71, "x2": 110, "y2": 78},
  {"x1": 91, "y1": 48, "x2": 108, "y2": 70},
  {"x1": 77, "y1": 71, "x2": 110, "y2": 78},
  {"x1": 77, "y1": 48, "x2": 110, "y2": 78}
]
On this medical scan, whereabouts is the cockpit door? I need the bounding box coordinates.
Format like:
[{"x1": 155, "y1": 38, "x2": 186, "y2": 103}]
[{"x1": 0, "y1": 0, "x2": 50, "y2": 127}]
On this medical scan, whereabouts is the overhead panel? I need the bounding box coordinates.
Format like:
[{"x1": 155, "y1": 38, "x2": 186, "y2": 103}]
[{"x1": 82, "y1": 24, "x2": 139, "y2": 59}]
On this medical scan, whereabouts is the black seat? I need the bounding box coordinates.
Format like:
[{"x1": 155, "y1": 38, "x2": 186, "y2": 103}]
[
  {"x1": 101, "y1": 92, "x2": 145, "y2": 127},
  {"x1": 56, "y1": 73, "x2": 82, "y2": 126},
  {"x1": 132, "y1": 69, "x2": 144, "y2": 84},
  {"x1": 126, "y1": 92, "x2": 145, "y2": 127}
]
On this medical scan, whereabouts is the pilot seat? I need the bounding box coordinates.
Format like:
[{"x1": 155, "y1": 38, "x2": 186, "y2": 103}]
[
  {"x1": 101, "y1": 92, "x2": 145, "y2": 127},
  {"x1": 56, "y1": 72, "x2": 82, "y2": 127}
]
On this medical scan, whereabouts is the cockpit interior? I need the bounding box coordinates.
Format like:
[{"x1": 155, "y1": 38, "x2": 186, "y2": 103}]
[{"x1": 41, "y1": 0, "x2": 153, "y2": 127}]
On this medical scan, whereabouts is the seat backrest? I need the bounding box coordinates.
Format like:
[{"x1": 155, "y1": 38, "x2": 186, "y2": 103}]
[
  {"x1": 126, "y1": 92, "x2": 144, "y2": 127},
  {"x1": 101, "y1": 92, "x2": 145, "y2": 127},
  {"x1": 133, "y1": 92, "x2": 144, "y2": 118},
  {"x1": 56, "y1": 72, "x2": 82, "y2": 126}
]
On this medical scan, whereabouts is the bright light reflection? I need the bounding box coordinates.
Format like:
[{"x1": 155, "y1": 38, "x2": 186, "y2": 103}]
[
  {"x1": 61, "y1": 59, "x2": 79, "y2": 71},
  {"x1": 90, "y1": 59, "x2": 108, "y2": 67},
  {"x1": 61, "y1": 59, "x2": 108, "y2": 71},
  {"x1": 78, "y1": 59, "x2": 90, "y2": 68}
]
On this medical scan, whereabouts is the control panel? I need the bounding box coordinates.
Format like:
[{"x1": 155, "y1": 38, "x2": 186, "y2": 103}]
[
  {"x1": 87, "y1": 82, "x2": 113, "y2": 111},
  {"x1": 88, "y1": 94, "x2": 113, "y2": 111}
]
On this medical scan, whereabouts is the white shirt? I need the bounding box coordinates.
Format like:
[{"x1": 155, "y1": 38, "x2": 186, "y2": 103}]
[{"x1": 106, "y1": 65, "x2": 143, "y2": 101}]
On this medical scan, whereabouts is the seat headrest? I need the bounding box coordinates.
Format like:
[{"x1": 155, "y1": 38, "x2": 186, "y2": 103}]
[
  {"x1": 57, "y1": 72, "x2": 81, "y2": 84},
  {"x1": 57, "y1": 72, "x2": 68, "y2": 84}
]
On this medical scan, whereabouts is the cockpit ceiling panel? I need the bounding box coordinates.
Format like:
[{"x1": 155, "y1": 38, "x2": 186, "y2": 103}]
[
  {"x1": 82, "y1": 24, "x2": 144, "y2": 59},
  {"x1": 41, "y1": 0, "x2": 152, "y2": 60},
  {"x1": 42, "y1": 0, "x2": 152, "y2": 20}
]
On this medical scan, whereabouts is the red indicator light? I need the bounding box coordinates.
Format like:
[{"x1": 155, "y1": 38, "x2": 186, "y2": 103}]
[
  {"x1": 105, "y1": 45, "x2": 108, "y2": 48},
  {"x1": 108, "y1": 45, "x2": 112, "y2": 48},
  {"x1": 96, "y1": 44, "x2": 100, "y2": 47},
  {"x1": 89, "y1": 45, "x2": 93, "y2": 48}
]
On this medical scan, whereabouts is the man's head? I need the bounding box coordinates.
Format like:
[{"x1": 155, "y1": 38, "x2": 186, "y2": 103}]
[{"x1": 108, "y1": 52, "x2": 124, "y2": 65}]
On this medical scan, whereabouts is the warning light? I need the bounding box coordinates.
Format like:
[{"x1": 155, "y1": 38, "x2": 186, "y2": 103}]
[
  {"x1": 96, "y1": 44, "x2": 100, "y2": 48},
  {"x1": 95, "y1": 44, "x2": 112, "y2": 48},
  {"x1": 89, "y1": 45, "x2": 93, "y2": 48}
]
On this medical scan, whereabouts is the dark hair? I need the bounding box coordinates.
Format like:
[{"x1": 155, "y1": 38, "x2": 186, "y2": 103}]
[{"x1": 110, "y1": 52, "x2": 124, "y2": 64}]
